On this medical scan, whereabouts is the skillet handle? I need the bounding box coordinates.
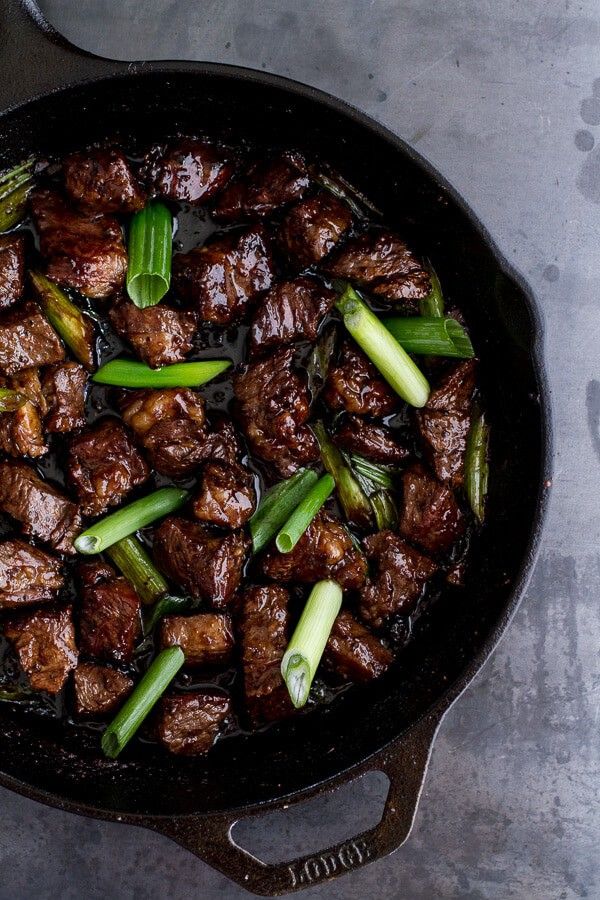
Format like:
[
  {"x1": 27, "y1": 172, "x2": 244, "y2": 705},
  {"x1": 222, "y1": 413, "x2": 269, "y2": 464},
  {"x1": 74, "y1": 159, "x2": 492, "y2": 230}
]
[
  {"x1": 148, "y1": 714, "x2": 439, "y2": 896},
  {"x1": 0, "y1": 0, "x2": 126, "y2": 111}
]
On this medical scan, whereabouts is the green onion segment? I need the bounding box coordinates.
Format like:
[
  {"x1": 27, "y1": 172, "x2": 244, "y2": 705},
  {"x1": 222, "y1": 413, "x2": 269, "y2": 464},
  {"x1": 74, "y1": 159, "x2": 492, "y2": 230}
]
[
  {"x1": 74, "y1": 487, "x2": 189, "y2": 555},
  {"x1": 92, "y1": 358, "x2": 231, "y2": 388},
  {"x1": 249, "y1": 468, "x2": 319, "y2": 554},
  {"x1": 281, "y1": 580, "x2": 343, "y2": 708},
  {"x1": 335, "y1": 284, "x2": 430, "y2": 408},
  {"x1": 275, "y1": 474, "x2": 335, "y2": 553},
  {"x1": 101, "y1": 647, "x2": 184, "y2": 758},
  {"x1": 126, "y1": 201, "x2": 173, "y2": 308}
]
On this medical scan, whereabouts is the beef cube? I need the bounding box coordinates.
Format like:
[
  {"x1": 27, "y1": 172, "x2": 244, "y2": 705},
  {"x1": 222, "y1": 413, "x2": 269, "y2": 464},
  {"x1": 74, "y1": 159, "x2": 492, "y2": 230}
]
[
  {"x1": 212, "y1": 151, "x2": 309, "y2": 222},
  {"x1": 399, "y1": 464, "x2": 465, "y2": 555},
  {"x1": 260, "y1": 511, "x2": 367, "y2": 591},
  {"x1": 0, "y1": 461, "x2": 81, "y2": 554},
  {"x1": 173, "y1": 226, "x2": 275, "y2": 325},
  {"x1": 63, "y1": 148, "x2": 145, "y2": 214},
  {"x1": 280, "y1": 193, "x2": 352, "y2": 267},
  {"x1": 240, "y1": 585, "x2": 294, "y2": 725},
  {"x1": 192, "y1": 460, "x2": 256, "y2": 530},
  {"x1": 30, "y1": 188, "x2": 127, "y2": 298},
  {"x1": 333, "y1": 415, "x2": 409, "y2": 464},
  {"x1": 324, "y1": 339, "x2": 399, "y2": 416},
  {"x1": 416, "y1": 360, "x2": 477, "y2": 486},
  {"x1": 0, "y1": 368, "x2": 47, "y2": 457},
  {"x1": 156, "y1": 691, "x2": 231, "y2": 755},
  {"x1": 249, "y1": 276, "x2": 335, "y2": 355},
  {"x1": 146, "y1": 139, "x2": 235, "y2": 204},
  {"x1": 203, "y1": 411, "x2": 243, "y2": 464},
  {"x1": 359, "y1": 531, "x2": 437, "y2": 628},
  {"x1": 0, "y1": 539, "x2": 63, "y2": 609},
  {"x1": 324, "y1": 610, "x2": 393, "y2": 682},
  {"x1": 41, "y1": 362, "x2": 87, "y2": 433},
  {"x1": 73, "y1": 662, "x2": 133, "y2": 716},
  {"x1": 0, "y1": 234, "x2": 25, "y2": 309},
  {"x1": 78, "y1": 561, "x2": 141, "y2": 662},
  {"x1": 233, "y1": 347, "x2": 319, "y2": 477},
  {"x1": 325, "y1": 230, "x2": 431, "y2": 303},
  {"x1": 0, "y1": 301, "x2": 64, "y2": 376},
  {"x1": 109, "y1": 298, "x2": 197, "y2": 369},
  {"x1": 119, "y1": 387, "x2": 208, "y2": 478},
  {"x1": 67, "y1": 417, "x2": 149, "y2": 516},
  {"x1": 4, "y1": 605, "x2": 77, "y2": 693},
  {"x1": 159, "y1": 613, "x2": 234, "y2": 666},
  {"x1": 153, "y1": 517, "x2": 250, "y2": 609}
]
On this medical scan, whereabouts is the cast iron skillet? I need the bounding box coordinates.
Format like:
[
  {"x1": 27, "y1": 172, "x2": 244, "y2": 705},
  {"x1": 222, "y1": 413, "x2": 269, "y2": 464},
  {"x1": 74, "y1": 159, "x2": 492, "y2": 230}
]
[{"x1": 0, "y1": 0, "x2": 551, "y2": 894}]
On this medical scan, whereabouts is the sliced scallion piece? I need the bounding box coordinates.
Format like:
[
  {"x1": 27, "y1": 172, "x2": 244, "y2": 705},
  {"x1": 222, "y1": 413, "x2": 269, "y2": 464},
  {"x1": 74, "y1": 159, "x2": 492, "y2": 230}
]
[
  {"x1": 382, "y1": 316, "x2": 474, "y2": 359},
  {"x1": 0, "y1": 157, "x2": 35, "y2": 232},
  {"x1": 275, "y1": 474, "x2": 335, "y2": 554},
  {"x1": 30, "y1": 271, "x2": 95, "y2": 369},
  {"x1": 370, "y1": 490, "x2": 398, "y2": 531},
  {"x1": 101, "y1": 647, "x2": 184, "y2": 758},
  {"x1": 465, "y1": 410, "x2": 489, "y2": 523},
  {"x1": 74, "y1": 487, "x2": 189, "y2": 555},
  {"x1": 419, "y1": 263, "x2": 444, "y2": 317},
  {"x1": 249, "y1": 468, "x2": 319, "y2": 554},
  {"x1": 0, "y1": 388, "x2": 27, "y2": 412},
  {"x1": 92, "y1": 358, "x2": 231, "y2": 388},
  {"x1": 126, "y1": 201, "x2": 172, "y2": 308},
  {"x1": 281, "y1": 579, "x2": 343, "y2": 708},
  {"x1": 314, "y1": 421, "x2": 373, "y2": 529},
  {"x1": 335, "y1": 284, "x2": 430, "y2": 408},
  {"x1": 106, "y1": 534, "x2": 168, "y2": 606}
]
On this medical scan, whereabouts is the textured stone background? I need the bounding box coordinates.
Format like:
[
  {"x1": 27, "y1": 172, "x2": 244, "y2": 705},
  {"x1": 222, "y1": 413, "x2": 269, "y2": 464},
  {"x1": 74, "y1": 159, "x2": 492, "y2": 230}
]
[{"x1": 0, "y1": 1, "x2": 599, "y2": 897}]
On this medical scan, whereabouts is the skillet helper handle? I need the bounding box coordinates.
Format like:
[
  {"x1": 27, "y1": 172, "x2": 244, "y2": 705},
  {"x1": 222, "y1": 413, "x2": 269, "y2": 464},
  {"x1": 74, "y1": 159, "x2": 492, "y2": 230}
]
[
  {"x1": 149, "y1": 714, "x2": 438, "y2": 896},
  {"x1": 0, "y1": 0, "x2": 125, "y2": 111}
]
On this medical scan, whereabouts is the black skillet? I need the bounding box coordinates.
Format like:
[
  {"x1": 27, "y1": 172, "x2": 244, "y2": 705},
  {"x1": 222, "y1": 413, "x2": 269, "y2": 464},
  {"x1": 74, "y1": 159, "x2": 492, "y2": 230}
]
[{"x1": 0, "y1": 0, "x2": 551, "y2": 894}]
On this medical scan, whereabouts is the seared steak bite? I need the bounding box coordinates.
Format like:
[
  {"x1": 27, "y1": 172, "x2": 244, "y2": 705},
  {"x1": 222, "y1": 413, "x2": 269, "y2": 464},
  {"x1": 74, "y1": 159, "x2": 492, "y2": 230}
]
[
  {"x1": 324, "y1": 610, "x2": 393, "y2": 682},
  {"x1": 324, "y1": 339, "x2": 399, "y2": 417},
  {"x1": 0, "y1": 461, "x2": 81, "y2": 554},
  {"x1": 146, "y1": 139, "x2": 235, "y2": 204},
  {"x1": 333, "y1": 415, "x2": 409, "y2": 464},
  {"x1": 204, "y1": 411, "x2": 243, "y2": 464},
  {"x1": 41, "y1": 362, "x2": 87, "y2": 433},
  {"x1": 4, "y1": 605, "x2": 77, "y2": 693},
  {"x1": 73, "y1": 662, "x2": 133, "y2": 716},
  {"x1": 399, "y1": 463, "x2": 465, "y2": 556},
  {"x1": 192, "y1": 460, "x2": 256, "y2": 529},
  {"x1": 153, "y1": 517, "x2": 250, "y2": 609},
  {"x1": 159, "y1": 613, "x2": 235, "y2": 666},
  {"x1": 67, "y1": 417, "x2": 149, "y2": 516},
  {"x1": 416, "y1": 360, "x2": 477, "y2": 486},
  {"x1": 173, "y1": 226, "x2": 275, "y2": 325},
  {"x1": 249, "y1": 276, "x2": 336, "y2": 355},
  {"x1": 239, "y1": 585, "x2": 294, "y2": 725},
  {"x1": 280, "y1": 193, "x2": 352, "y2": 267},
  {"x1": 0, "y1": 234, "x2": 25, "y2": 309},
  {"x1": 63, "y1": 147, "x2": 145, "y2": 214},
  {"x1": 0, "y1": 368, "x2": 47, "y2": 457},
  {"x1": 30, "y1": 188, "x2": 127, "y2": 298},
  {"x1": 0, "y1": 301, "x2": 64, "y2": 376},
  {"x1": 78, "y1": 561, "x2": 141, "y2": 662},
  {"x1": 0, "y1": 539, "x2": 64, "y2": 609},
  {"x1": 325, "y1": 230, "x2": 431, "y2": 303},
  {"x1": 119, "y1": 387, "x2": 207, "y2": 478},
  {"x1": 233, "y1": 347, "x2": 319, "y2": 477},
  {"x1": 156, "y1": 691, "x2": 231, "y2": 755},
  {"x1": 212, "y1": 151, "x2": 309, "y2": 222},
  {"x1": 359, "y1": 531, "x2": 437, "y2": 628},
  {"x1": 109, "y1": 298, "x2": 197, "y2": 369},
  {"x1": 260, "y1": 511, "x2": 367, "y2": 591}
]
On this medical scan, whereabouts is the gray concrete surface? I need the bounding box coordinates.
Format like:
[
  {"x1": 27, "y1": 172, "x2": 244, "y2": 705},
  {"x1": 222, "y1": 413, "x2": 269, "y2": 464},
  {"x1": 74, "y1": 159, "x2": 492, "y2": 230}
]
[{"x1": 1, "y1": 1, "x2": 599, "y2": 897}]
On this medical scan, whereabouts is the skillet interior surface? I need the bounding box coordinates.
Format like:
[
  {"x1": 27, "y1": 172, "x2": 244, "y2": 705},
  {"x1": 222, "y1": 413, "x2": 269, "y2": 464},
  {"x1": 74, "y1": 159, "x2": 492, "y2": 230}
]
[{"x1": 0, "y1": 70, "x2": 546, "y2": 818}]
